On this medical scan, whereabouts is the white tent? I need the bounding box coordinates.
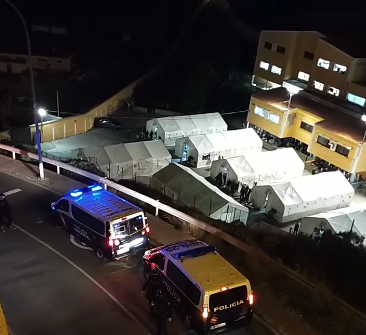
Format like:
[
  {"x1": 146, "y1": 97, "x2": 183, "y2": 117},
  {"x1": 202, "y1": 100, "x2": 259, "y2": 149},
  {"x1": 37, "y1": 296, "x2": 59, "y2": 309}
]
[
  {"x1": 175, "y1": 129, "x2": 263, "y2": 168},
  {"x1": 151, "y1": 163, "x2": 248, "y2": 224},
  {"x1": 250, "y1": 171, "x2": 355, "y2": 223},
  {"x1": 210, "y1": 148, "x2": 304, "y2": 187},
  {"x1": 71, "y1": 147, "x2": 111, "y2": 176},
  {"x1": 301, "y1": 207, "x2": 366, "y2": 244},
  {"x1": 103, "y1": 144, "x2": 134, "y2": 180},
  {"x1": 146, "y1": 112, "x2": 227, "y2": 146}
]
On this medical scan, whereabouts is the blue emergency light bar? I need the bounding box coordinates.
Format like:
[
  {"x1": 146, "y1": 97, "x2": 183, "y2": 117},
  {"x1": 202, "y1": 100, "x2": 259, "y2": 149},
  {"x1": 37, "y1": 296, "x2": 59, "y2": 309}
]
[
  {"x1": 174, "y1": 245, "x2": 216, "y2": 261},
  {"x1": 70, "y1": 185, "x2": 103, "y2": 197}
]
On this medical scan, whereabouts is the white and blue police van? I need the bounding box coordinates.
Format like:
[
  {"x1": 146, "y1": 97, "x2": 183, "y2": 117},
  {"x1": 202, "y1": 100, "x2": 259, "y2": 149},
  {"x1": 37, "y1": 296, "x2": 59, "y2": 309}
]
[
  {"x1": 51, "y1": 185, "x2": 150, "y2": 260},
  {"x1": 143, "y1": 240, "x2": 254, "y2": 334}
]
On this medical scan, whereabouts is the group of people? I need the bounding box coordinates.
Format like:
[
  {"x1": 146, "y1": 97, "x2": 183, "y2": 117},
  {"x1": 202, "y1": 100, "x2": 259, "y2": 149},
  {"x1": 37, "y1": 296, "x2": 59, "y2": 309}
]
[
  {"x1": 0, "y1": 193, "x2": 15, "y2": 232},
  {"x1": 141, "y1": 267, "x2": 172, "y2": 335}
]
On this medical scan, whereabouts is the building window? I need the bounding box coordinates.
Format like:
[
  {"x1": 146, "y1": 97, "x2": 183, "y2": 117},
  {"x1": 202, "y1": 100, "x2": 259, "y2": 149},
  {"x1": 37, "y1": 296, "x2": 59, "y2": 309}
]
[
  {"x1": 298, "y1": 71, "x2": 310, "y2": 81},
  {"x1": 313, "y1": 80, "x2": 324, "y2": 91},
  {"x1": 254, "y1": 106, "x2": 265, "y2": 117},
  {"x1": 333, "y1": 63, "x2": 347, "y2": 74},
  {"x1": 346, "y1": 93, "x2": 366, "y2": 106},
  {"x1": 303, "y1": 51, "x2": 314, "y2": 60},
  {"x1": 276, "y1": 45, "x2": 286, "y2": 54},
  {"x1": 317, "y1": 135, "x2": 330, "y2": 148},
  {"x1": 267, "y1": 113, "x2": 280, "y2": 124},
  {"x1": 264, "y1": 41, "x2": 272, "y2": 50},
  {"x1": 271, "y1": 65, "x2": 282, "y2": 75},
  {"x1": 327, "y1": 86, "x2": 340, "y2": 96},
  {"x1": 259, "y1": 61, "x2": 269, "y2": 70},
  {"x1": 335, "y1": 144, "x2": 350, "y2": 157},
  {"x1": 300, "y1": 121, "x2": 313, "y2": 133},
  {"x1": 317, "y1": 58, "x2": 330, "y2": 69}
]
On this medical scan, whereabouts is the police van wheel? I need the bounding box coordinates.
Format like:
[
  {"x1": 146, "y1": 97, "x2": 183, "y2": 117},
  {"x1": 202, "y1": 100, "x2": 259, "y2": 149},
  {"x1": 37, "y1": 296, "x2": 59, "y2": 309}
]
[
  {"x1": 94, "y1": 248, "x2": 104, "y2": 260},
  {"x1": 183, "y1": 316, "x2": 192, "y2": 331}
]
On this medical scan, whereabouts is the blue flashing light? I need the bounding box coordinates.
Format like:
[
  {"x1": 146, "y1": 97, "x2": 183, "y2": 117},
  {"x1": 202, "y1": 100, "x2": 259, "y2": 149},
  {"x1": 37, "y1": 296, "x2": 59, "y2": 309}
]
[
  {"x1": 174, "y1": 245, "x2": 216, "y2": 260},
  {"x1": 70, "y1": 191, "x2": 83, "y2": 197},
  {"x1": 91, "y1": 185, "x2": 103, "y2": 192}
]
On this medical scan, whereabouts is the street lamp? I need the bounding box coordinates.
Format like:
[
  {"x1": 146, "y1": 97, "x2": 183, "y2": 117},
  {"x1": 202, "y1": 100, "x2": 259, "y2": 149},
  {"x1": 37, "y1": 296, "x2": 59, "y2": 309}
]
[
  {"x1": 38, "y1": 108, "x2": 47, "y2": 118},
  {"x1": 286, "y1": 86, "x2": 301, "y2": 110},
  {"x1": 3, "y1": 0, "x2": 45, "y2": 179}
]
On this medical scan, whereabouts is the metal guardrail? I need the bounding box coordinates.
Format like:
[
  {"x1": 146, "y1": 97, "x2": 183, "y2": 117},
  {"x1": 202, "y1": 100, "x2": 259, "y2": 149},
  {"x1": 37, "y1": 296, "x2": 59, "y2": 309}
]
[{"x1": 0, "y1": 143, "x2": 365, "y2": 323}]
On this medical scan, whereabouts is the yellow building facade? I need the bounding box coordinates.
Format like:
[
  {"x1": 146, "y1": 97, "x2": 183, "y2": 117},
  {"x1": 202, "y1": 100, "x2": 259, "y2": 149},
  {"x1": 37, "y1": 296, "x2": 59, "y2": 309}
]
[{"x1": 248, "y1": 88, "x2": 366, "y2": 174}]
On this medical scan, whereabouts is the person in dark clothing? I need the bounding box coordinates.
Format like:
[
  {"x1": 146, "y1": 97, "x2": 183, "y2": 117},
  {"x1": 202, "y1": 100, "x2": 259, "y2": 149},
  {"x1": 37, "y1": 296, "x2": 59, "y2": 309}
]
[
  {"x1": 0, "y1": 193, "x2": 15, "y2": 232},
  {"x1": 151, "y1": 289, "x2": 172, "y2": 335},
  {"x1": 293, "y1": 222, "x2": 299, "y2": 235},
  {"x1": 142, "y1": 268, "x2": 163, "y2": 304}
]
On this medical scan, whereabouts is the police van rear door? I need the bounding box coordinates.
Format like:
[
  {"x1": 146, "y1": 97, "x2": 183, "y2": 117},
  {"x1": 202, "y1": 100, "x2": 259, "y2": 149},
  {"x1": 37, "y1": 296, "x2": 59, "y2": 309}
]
[{"x1": 209, "y1": 286, "x2": 248, "y2": 328}]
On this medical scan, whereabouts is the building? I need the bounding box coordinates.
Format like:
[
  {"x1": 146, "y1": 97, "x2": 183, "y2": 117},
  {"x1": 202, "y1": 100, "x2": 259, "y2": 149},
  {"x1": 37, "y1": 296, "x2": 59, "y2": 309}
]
[
  {"x1": 252, "y1": 30, "x2": 366, "y2": 109},
  {"x1": 0, "y1": 25, "x2": 72, "y2": 73},
  {"x1": 247, "y1": 87, "x2": 366, "y2": 178}
]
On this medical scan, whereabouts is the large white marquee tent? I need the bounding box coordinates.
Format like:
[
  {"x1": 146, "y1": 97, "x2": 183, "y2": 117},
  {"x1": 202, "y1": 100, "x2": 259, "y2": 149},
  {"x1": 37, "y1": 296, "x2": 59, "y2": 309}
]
[
  {"x1": 210, "y1": 148, "x2": 304, "y2": 187},
  {"x1": 175, "y1": 128, "x2": 263, "y2": 168},
  {"x1": 151, "y1": 163, "x2": 249, "y2": 224},
  {"x1": 250, "y1": 171, "x2": 355, "y2": 223},
  {"x1": 71, "y1": 140, "x2": 171, "y2": 180},
  {"x1": 300, "y1": 207, "x2": 366, "y2": 243},
  {"x1": 146, "y1": 112, "x2": 227, "y2": 146}
]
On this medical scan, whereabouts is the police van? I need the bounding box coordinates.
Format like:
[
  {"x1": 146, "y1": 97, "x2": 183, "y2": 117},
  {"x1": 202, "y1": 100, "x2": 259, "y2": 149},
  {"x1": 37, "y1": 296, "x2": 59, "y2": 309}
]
[
  {"x1": 51, "y1": 185, "x2": 150, "y2": 260},
  {"x1": 142, "y1": 240, "x2": 254, "y2": 334}
]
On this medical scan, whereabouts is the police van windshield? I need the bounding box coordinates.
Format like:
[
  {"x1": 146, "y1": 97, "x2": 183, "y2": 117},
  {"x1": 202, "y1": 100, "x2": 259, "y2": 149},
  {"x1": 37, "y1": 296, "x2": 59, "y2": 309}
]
[
  {"x1": 111, "y1": 214, "x2": 144, "y2": 237},
  {"x1": 209, "y1": 286, "x2": 247, "y2": 315}
]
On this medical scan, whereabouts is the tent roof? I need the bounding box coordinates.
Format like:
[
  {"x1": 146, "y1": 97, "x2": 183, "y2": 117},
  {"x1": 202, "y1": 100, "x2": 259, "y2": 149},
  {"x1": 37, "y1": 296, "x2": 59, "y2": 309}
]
[
  {"x1": 270, "y1": 171, "x2": 354, "y2": 205},
  {"x1": 221, "y1": 128, "x2": 263, "y2": 151},
  {"x1": 80, "y1": 147, "x2": 111, "y2": 166},
  {"x1": 205, "y1": 132, "x2": 230, "y2": 151},
  {"x1": 189, "y1": 135, "x2": 216, "y2": 153},
  {"x1": 124, "y1": 142, "x2": 152, "y2": 161},
  {"x1": 158, "y1": 118, "x2": 180, "y2": 133},
  {"x1": 104, "y1": 144, "x2": 132, "y2": 164},
  {"x1": 204, "y1": 112, "x2": 227, "y2": 130},
  {"x1": 143, "y1": 140, "x2": 171, "y2": 160},
  {"x1": 174, "y1": 116, "x2": 197, "y2": 133}
]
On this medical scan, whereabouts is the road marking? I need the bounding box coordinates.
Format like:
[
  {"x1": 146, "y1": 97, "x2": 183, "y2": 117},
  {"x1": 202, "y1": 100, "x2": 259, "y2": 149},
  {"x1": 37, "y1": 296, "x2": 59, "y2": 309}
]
[
  {"x1": 3, "y1": 188, "x2": 22, "y2": 196},
  {"x1": 69, "y1": 235, "x2": 93, "y2": 250},
  {"x1": 13, "y1": 224, "x2": 152, "y2": 335}
]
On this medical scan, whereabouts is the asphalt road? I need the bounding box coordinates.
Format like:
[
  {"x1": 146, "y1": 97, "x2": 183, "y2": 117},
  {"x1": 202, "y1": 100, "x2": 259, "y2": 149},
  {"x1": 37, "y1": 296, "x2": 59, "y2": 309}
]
[{"x1": 0, "y1": 171, "x2": 275, "y2": 335}]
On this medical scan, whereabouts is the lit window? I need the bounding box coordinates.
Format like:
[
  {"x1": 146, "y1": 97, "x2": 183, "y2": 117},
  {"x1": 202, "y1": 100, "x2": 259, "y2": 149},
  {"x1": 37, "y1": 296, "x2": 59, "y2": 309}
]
[
  {"x1": 313, "y1": 80, "x2": 324, "y2": 91},
  {"x1": 259, "y1": 61, "x2": 269, "y2": 70},
  {"x1": 298, "y1": 71, "x2": 310, "y2": 81},
  {"x1": 317, "y1": 58, "x2": 330, "y2": 69},
  {"x1": 267, "y1": 113, "x2": 279, "y2": 124},
  {"x1": 333, "y1": 64, "x2": 347, "y2": 74},
  {"x1": 327, "y1": 86, "x2": 340, "y2": 96},
  {"x1": 347, "y1": 93, "x2": 366, "y2": 107},
  {"x1": 271, "y1": 65, "x2": 282, "y2": 75},
  {"x1": 254, "y1": 106, "x2": 265, "y2": 117},
  {"x1": 335, "y1": 144, "x2": 350, "y2": 157},
  {"x1": 300, "y1": 121, "x2": 313, "y2": 133}
]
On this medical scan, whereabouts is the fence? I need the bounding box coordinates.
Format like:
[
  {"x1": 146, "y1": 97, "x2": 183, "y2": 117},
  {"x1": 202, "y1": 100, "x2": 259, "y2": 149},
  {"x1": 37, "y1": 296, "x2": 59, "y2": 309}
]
[{"x1": 0, "y1": 143, "x2": 366, "y2": 325}]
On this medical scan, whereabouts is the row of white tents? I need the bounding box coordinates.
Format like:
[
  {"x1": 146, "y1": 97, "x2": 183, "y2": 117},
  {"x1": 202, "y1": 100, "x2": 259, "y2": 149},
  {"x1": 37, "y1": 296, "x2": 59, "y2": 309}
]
[
  {"x1": 151, "y1": 164, "x2": 248, "y2": 224},
  {"x1": 146, "y1": 112, "x2": 228, "y2": 146},
  {"x1": 70, "y1": 140, "x2": 171, "y2": 180},
  {"x1": 250, "y1": 171, "x2": 355, "y2": 223},
  {"x1": 175, "y1": 128, "x2": 263, "y2": 168},
  {"x1": 210, "y1": 148, "x2": 304, "y2": 187}
]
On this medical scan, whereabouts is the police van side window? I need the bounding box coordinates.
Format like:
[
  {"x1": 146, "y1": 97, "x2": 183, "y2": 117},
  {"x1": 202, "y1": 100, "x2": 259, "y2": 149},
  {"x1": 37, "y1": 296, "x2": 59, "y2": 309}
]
[
  {"x1": 151, "y1": 254, "x2": 165, "y2": 270},
  {"x1": 166, "y1": 261, "x2": 201, "y2": 305},
  {"x1": 71, "y1": 205, "x2": 105, "y2": 236},
  {"x1": 57, "y1": 199, "x2": 69, "y2": 212}
]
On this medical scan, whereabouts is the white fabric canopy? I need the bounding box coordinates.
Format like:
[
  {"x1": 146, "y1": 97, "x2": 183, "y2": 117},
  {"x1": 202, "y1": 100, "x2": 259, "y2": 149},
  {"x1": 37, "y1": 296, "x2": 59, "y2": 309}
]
[
  {"x1": 151, "y1": 163, "x2": 248, "y2": 224},
  {"x1": 301, "y1": 206, "x2": 366, "y2": 244},
  {"x1": 103, "y1": 144, "x2": 133, "y2": 180},
  {"x1": 175, "y1": 129, "x2": 263, "y2": 168},
  {"x1": 250, "y1": 171, "x2": 355, "y2": 223},
  {"x1": 210, "y1": 148, "x2": 304, "y2": 187},
  {"x1": 71, "y1": 147, "x2": 111, "y2": 175},
  {"x1": 146, "y1": 112, "x2": 228, "y2": 146}
]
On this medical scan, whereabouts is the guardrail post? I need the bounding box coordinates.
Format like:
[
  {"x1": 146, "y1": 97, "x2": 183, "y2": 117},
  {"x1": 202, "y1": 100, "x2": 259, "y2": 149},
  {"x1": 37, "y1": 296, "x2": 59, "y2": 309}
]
[
  {"x1": 155, "y1": 200, "x2": 159, "y2": 216},
  {"x1": 103, "y1": 183, "x2": 107, "y2": 190},
  {"x1": 56, "y1": 166, "x2": 60, "y2": 174},
  {"x1": 12, "y1": 152, "x2": 15, "y2": 159}
]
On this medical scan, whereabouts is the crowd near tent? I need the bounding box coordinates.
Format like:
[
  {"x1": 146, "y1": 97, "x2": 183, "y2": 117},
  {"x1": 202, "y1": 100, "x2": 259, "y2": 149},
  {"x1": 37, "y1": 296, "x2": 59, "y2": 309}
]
[
  {"x1": 300, "y1": 207, "x2": 366, "y2": 243},
  {"x1": 175, "y1": 128, "x2": 262, "y2": 168},
  {"x1": 210, "y1": 148, "x2": 304, "y2": 187},
  {"x1": 151, "y1": 163, "x2": 249, "y2": 224},
  {"x1": 250, "y1": 171, "x2": 354, "y2": 223},
  {"x1": 146, "y1": 112, "x2": 227, "y2": 146},
  {"x1": 71, "y1": 140, "x2": 171, "y2": 180}
]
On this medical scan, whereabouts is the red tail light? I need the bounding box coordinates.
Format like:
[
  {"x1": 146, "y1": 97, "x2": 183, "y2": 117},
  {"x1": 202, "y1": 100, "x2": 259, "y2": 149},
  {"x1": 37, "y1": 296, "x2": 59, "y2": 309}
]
[
  {"x1": 248, "y1": 293, "x2": 254, "y2": 305},
  {"x1": 146, "y1": 226, "x2": 150, "y2": 233},
  {"x1": 202, "y1": 307, "x2": 208, "y2": 318},
  {"x1": 108, "y1": 239, "x2": 113, "y2": 247}
]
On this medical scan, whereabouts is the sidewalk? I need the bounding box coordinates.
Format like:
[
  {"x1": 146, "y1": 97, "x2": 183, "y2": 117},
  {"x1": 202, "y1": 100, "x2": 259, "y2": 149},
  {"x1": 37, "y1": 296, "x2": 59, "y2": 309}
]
[{"x1": 0, "y1": 155, "x2": 193, "y2": 245}]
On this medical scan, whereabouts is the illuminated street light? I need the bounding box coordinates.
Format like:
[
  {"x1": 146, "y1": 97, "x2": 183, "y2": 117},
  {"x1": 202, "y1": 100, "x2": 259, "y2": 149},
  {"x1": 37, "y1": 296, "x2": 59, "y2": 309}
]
[
  {"x1": 286, "y1": 86, "x2": 300, "y2": 110},
  {"x1": 3, "y1": 0, "x2": 44, "y2": 179},
  {"x1": 38, "y1": 108, "x2": 47, "y2": 118}
]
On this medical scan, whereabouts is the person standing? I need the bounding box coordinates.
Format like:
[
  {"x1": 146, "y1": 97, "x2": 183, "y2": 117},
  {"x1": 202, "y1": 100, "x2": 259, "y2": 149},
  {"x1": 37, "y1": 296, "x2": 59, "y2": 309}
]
[
  {"x1": 151, "y1": 289, "x2": 172, "y2": 335},
  {"x1": 0, "y1": 193, "x2": 15, "y2": 232}
]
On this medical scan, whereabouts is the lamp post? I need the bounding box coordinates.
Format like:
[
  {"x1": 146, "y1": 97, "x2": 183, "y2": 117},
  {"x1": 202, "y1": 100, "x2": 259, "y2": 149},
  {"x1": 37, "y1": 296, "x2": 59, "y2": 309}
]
[
  {"x1": 279, "y1": 86, "x2": 300, "y2": 138},
  {"x1": 38, "y1": 108, "x2": 46, "y2": 132},
  {"x1": 3, "y1": 0, "x2": 44, "y2": 179}
]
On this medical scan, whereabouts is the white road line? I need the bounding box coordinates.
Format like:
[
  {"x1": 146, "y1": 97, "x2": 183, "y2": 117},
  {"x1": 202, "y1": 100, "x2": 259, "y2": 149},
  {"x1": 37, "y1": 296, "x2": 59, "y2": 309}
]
[
  {"x1": 13, "y1": 224, "x2": 152, "y2": 335},
  {"x1": 3, "y1": 189, "x2": 22, "y2": 196},
  {"x1": 69, "y1": 235, "x2": 93, "y2": 251}
]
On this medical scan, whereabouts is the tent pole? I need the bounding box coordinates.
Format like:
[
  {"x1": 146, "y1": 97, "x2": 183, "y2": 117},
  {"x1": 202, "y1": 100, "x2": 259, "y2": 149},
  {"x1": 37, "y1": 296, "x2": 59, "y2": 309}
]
[
  {"x1": 350, "y1": 219, "x2": 355, "y2": 234},
  {"x1": 209, "y1": 194, "x2": 212, "y2": 216},
  {"x1": 194, "y1": 194, "x2": 196, "y2": 208}
]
